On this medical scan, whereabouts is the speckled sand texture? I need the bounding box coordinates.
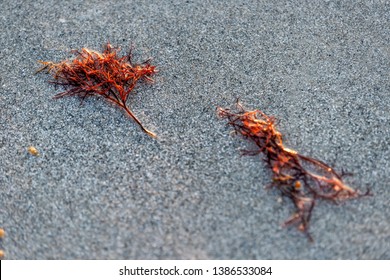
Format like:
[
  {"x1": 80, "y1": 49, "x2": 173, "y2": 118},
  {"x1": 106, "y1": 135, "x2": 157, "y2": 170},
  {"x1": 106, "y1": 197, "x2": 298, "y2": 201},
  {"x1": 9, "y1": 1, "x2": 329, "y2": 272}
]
[{"x1": 0, "y1": 0, "x2": 389, "y2": 259}]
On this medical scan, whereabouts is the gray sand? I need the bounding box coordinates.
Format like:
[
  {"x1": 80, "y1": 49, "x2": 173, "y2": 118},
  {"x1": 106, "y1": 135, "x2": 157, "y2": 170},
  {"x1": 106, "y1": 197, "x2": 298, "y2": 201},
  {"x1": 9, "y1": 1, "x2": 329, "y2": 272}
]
[{"x1": 0, "y1": 0, "x2": 389, "y2": 259}]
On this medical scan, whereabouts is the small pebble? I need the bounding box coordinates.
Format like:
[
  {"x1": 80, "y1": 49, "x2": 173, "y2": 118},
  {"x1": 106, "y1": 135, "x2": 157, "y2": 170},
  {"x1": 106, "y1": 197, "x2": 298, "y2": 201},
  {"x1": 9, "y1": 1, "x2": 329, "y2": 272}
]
[{"x1": 28, "y1": 146, "x2": 40, "y2": 156}]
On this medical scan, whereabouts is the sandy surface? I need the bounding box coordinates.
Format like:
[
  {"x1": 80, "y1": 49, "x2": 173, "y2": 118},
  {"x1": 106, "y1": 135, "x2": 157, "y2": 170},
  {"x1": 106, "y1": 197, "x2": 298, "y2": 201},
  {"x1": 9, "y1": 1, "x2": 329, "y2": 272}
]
[{"x1": 0, "y1": 0, "x2": 389, "y2": 259}]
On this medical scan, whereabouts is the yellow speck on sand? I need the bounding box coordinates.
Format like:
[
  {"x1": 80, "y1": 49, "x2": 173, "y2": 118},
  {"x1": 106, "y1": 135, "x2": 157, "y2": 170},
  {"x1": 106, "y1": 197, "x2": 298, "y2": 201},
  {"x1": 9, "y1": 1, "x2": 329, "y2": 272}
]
[{"x1": 27, "y1": 146, "x2": 40, "y2": 156}]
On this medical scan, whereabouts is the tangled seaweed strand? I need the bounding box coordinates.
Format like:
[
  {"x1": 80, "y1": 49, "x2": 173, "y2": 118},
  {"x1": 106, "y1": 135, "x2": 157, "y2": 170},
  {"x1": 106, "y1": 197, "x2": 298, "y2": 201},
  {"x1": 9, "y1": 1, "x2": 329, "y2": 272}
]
[
  {"x1": 218, "y1": 101, "x2": 371, "y2": 241},
  {"x1": 36, "y1": 43, "x2": 157, "y2": 137}
]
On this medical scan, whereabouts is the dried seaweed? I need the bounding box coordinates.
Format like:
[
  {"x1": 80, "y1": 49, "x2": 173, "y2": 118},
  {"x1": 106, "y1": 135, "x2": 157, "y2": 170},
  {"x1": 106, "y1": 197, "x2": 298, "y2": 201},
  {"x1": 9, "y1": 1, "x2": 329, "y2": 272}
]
[
  {"x1": 36, "y1": 43, "x2": 157, "y2": 137},
  {"x1": 218, "y1": 101, "x2": 371, "y2": 241}
]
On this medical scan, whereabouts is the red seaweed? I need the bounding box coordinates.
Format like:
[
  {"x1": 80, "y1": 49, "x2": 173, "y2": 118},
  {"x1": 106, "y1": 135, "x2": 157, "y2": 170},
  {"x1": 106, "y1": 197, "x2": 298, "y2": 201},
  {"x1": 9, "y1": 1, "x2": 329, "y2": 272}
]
[
  {"x1": 218, "y1": 101, "x2": 371, "y2": 241},
  {"x1": 36, "y1": 43, "x2": 157, "y2": 137}
]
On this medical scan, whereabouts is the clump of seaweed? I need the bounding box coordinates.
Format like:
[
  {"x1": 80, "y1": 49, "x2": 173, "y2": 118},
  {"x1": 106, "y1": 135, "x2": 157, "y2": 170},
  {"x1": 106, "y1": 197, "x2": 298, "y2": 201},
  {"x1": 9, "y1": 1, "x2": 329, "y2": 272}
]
[
  {"x1": 218, "y1": 101, "x2": 371, "y2": 241},
  {"x1": 36, "y1": 43, "x2": 157, "y2": 137}
]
